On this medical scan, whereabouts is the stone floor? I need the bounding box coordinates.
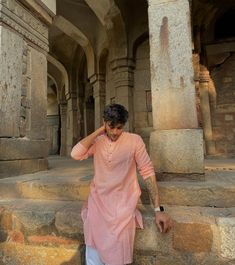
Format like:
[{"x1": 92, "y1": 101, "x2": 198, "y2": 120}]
[{"x1": 0, "y1": 156, "x2": 234, "y2": 265}]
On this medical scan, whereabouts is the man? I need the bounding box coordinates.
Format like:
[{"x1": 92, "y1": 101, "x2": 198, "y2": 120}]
[{"x1": 71, "y1": 104, "x2": 173, "y2": 265}]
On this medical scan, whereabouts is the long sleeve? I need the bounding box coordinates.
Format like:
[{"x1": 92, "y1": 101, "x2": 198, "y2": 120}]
[
  {"x1": 71, "y1": 142, "x2": 95, "y2": 160},
  {"x1": 134, "y1": 136, "x2": 155, "y2": 179}
]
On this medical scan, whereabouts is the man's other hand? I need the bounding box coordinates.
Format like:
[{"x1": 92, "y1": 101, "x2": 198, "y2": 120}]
[{"x1": 155, "y1": 212, "x2": 173, "y2": 233}]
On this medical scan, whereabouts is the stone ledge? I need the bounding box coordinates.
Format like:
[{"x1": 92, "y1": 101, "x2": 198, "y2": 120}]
[
  {"x1": 0, "y1": 199, "x2": 234, "y2": 263},
  {"x1": 0, "y1": 138, "x2": 49, "y2": 160},
  {"x1": 0, "y1": 158, "x2": 48, "y2": 178},
  {"x1": 0, "y1": 171, "x2": 233, "y2": 207}
]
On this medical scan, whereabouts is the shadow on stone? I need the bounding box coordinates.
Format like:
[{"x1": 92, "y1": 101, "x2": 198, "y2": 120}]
[{"x1": 60, "y1": 244, "x2": 86, "y2": 265}]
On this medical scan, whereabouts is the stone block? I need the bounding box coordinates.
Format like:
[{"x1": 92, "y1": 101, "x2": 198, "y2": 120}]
[
  {"x1": 0, "y1": 159, "x2": 48, "y2": 178},
  {"x1": 217, "y1": 217, "x2": 235, "y2": 259},
  {"x1": 0, "y1": 138, "x2": 49, "y2": 160},
  {"x1": 0, "y1": 160, "x2": 21, "y2": 178},
  {"x1": 135, "y1": 212, "x2": 173, "y2": 253},
  {"x1": 173, "y1": 222, "x2": 213, "y2": 253},
  {"x1": 159, "y1": 182, "x2": 235, "y2": 207},
  {"x1": 0, "y1": 243, "x2": 82, "y2": 265},
  {"x1": 39, "y1": 159, "x2": 48, "y2": 171},
  {"x1": 12, "y1": 211, "x2": 55, "y2": 234},
  {"x1": 55, "y1": 211, "x2": 83, "y2": 237},
  {"x1": 19, "y1": 159, "x2": 48, "y2": 175},
  {"x1": 150, "y1": 129, "x2": 204, "y2": 174}
]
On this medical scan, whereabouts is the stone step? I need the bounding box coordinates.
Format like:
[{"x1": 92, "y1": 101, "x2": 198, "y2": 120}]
[
  {"x1": 0, "y1": 168, "x2": 234, "y2": 208},
  {"x1": 0, "y1": 199, "x2": 234, "y2": 264}
]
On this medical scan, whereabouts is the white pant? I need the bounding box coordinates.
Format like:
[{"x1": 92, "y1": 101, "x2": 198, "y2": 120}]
[
  {"x1": 86, "y1": 246, "x2": 124, "y2": 265},
  {"x1": 86, "y1": 246, "x2": 105, "y2": 265}
]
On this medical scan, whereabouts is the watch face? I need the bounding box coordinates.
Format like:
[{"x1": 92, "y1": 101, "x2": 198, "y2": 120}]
[{"x1": 160, "y1": 206, "x2": 164, "y2": 212}]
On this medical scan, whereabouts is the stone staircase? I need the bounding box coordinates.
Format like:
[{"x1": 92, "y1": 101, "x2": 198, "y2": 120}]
[{"x1": 0, "y1": 156, "x2": 234, "y2": 265}]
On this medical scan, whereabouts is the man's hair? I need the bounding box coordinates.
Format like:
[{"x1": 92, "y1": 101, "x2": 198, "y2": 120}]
[{"x1": 103, "y1": 104, "x2": 129, "y2": 127}]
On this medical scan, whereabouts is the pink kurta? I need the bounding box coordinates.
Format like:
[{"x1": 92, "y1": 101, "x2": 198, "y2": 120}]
[{"x1": 71, "y1": 132, "x2": 155, "y2": 265}]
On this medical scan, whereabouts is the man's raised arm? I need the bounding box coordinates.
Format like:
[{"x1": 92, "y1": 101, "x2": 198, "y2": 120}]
[{"x1": 71, "y1": 125, "x2": 105, "y2": 160}]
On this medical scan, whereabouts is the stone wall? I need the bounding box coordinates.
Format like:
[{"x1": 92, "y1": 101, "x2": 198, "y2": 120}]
[
  {"x1": 0, "y1": 0, "x2": 53, "y2": 177},
  {"x1": 210, "y1": 54, "x2": 235, "y2": 156}
]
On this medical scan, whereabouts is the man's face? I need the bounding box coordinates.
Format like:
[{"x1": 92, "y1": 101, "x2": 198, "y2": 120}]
[{"x1": 104, "y1": 122, "x2": 124, "y2": 141}]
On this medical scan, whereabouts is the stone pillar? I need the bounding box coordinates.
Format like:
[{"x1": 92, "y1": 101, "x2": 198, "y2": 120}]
[
  {"x1": 199, "y1": 67, "x2": 216, "y2": 155},
  {"x1": 148, "y1": 0, "x2": 204, "y2": 174},
  {"x1": 111, "y1": 58, "x2": 135, "y2": 132},
  {"x1": 59, "y1": 102, "x2": 67, "y2": 156},
  {"x1": 0, "y1": 0, "x2": 54, "y2": 178},
  {"x1": 90, "y1": 74, "x2": 106, "y2": 129},
  {"x1": 66, "y1": 92, "x2": 78, "y2": 155}
]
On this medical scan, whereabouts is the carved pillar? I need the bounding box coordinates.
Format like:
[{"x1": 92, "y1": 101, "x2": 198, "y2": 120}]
[
  {"x1": 199, "y1": 67, "x2": 216, "y2": 155},
  {"x1": 59, "y1": 102, "x2": 67, "y2": 156},
  {"x1": 148, "y1": 0, "x2": 204, "y2": 174},
  {"x1": 90, "y1": 74, "x2": 106, "y2": 129},
  {"x1": 0, "y1": 0, "x2": 55, "y2": 177},
  {"x1": 111, "y1": 58, "x2": 135, "y2": 131}
]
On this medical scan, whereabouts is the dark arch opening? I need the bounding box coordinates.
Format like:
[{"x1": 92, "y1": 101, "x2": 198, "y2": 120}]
[{"x1": 215, "y1": 9, "x2": 235, "y2": 40}]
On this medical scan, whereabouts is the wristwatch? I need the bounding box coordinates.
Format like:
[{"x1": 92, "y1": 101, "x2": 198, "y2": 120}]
[{"x1": 154, "y1": 206, "x2": 164, "y2": 213}]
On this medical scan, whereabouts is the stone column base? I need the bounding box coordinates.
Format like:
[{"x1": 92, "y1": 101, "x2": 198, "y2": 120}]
[
  {"x1": 150, "y1": 129, "x2": 204, "y2": 174},
  {"x1": 0, "y1": 138, "x2": 49, "y2": 178}
]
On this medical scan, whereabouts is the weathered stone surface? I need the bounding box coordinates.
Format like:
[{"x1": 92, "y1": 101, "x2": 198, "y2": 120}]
[
  {"x1": 217, "y1": 217, "x2": 235, "y2": 259},
  {"x1": 19, "y1": 182, "x2": 82, "y2": 201},
  {"x1": 28, "y1": 47, "x2": 48, "y2": 140},
  {"x1": 0, "y1": 157, "x2": 235, "y2": 208},
  {"x1": 0, "y1": 26, "x2": 23, "y2": 137},
  {"x1": 0, "y1": 211, "x2": 12, "y2": 231},
  {"x1": 7, "y1": 231, "x2": 25, "y2": 244},
  {"x1": 159, "y1": 182, "x2": 235, "y2": 207},
  {"x1": 135, "y1": 211, "x2": 173, "y2": 253},
  {"x1": 147, "y1": 0, "x2": 204, "y2": 174},
  {"x1": 28, "y1": 235, "x2": 79, "y2": 248},
  {"x1": 0, "y1": 138, "x2": 49, "y2": 160},
  {"x1": 0, "y1": 199, "x2": 83, "y2": 235},
  {"x1": 133, "y1": 253, "x2": 156, "y2": 265},
  {"x1": 0, "y1": 230, "x2": 8, "y2": 243},
  {"x1": 12, "y1": 211, "x2": 55, "y2": 234},
  {"x1": 0, "y1": 243, "x2": 82, "y2": 265},
  {"x1": 173, "y1": 222, "x2": 213, "y2": 253},
  {"x1": 55, "y1": 211, "x2": 83, "y2": 237},
  {"x1": 0, "y1": 159, "x2": 48, "y2": 179},
  {"x1": 154, "y1": 255, "x2": 186, "y2": 265},
  {"x1": 148, "y1": 0, "x2": 198, "y2": 130},
  {"x1": 150, "y1": 129, "x2": 204, "y2": 174}
]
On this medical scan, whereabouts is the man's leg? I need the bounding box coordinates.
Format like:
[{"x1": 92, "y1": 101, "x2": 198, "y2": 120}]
[{"x1": 86, "y1": 245, "x2": 104, "y2": 265}]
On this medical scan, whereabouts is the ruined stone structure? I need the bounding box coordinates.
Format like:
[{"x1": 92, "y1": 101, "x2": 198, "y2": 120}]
[{"x1": 0, "y1": 0, "x2": 235, "y2": 264}]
